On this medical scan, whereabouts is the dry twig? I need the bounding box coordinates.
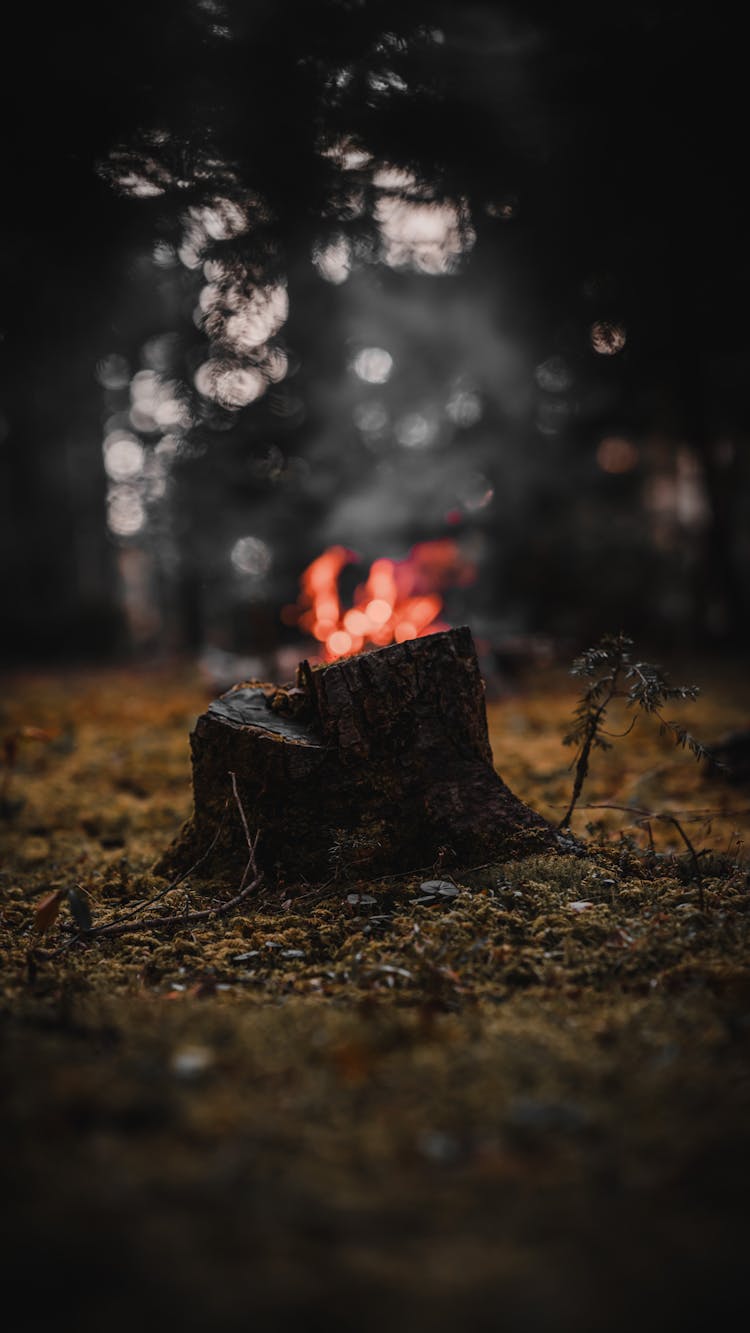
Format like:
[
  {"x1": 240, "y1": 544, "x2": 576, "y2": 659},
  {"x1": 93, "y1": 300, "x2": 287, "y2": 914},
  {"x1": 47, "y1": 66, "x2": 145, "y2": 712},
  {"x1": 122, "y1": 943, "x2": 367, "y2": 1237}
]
[
  {"x1": 35, "y1": 775, "x2": 261, "y2": 958},
  {"x1": 578, "y1": 801, "x2": 716, "y2": 908}
]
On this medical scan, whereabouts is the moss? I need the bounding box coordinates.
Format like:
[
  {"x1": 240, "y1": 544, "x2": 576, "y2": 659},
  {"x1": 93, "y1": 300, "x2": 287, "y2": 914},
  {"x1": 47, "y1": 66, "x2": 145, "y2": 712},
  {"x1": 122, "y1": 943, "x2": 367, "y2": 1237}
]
[{"x1": 1, "y1": 663, "x2": 750, "y2": 1329}]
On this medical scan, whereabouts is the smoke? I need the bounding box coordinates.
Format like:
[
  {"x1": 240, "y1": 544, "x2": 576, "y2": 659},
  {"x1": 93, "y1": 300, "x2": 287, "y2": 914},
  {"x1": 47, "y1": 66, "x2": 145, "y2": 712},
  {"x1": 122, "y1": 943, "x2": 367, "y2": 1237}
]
[{"x1": 301, "y1": 267, "x2": 535, "y2": 570}]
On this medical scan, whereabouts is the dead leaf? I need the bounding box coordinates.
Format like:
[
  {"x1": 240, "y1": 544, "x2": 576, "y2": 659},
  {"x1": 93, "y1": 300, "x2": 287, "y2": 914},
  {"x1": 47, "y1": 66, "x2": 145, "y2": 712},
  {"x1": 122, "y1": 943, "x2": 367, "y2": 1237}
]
[
  {"x1": 17, "y1": 726, "x2": 57, "y2": 743},
  {"x1": 187, "y1": 980, "x2": 217, "y2": 998},
  {"x1": 329, "y1": 1039, "x2": 375, "y2": 1085},
  {"x1": 33, "y1": 888, "x2": 66, "y2": 934}
]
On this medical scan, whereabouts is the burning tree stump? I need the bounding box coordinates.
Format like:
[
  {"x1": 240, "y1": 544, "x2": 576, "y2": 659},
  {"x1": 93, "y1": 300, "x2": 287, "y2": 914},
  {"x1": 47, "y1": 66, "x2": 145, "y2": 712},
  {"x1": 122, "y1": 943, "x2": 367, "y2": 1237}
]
[{"x1": 158, "y1": 626, "x2": 557, "y2": 887}]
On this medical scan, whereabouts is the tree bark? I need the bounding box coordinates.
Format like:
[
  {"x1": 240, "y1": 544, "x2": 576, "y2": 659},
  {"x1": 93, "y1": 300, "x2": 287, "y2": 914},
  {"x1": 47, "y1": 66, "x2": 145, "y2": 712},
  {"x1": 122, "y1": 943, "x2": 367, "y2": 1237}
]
[{"x1": 157, "y1": 626, "x2": 558, "y2": 887}]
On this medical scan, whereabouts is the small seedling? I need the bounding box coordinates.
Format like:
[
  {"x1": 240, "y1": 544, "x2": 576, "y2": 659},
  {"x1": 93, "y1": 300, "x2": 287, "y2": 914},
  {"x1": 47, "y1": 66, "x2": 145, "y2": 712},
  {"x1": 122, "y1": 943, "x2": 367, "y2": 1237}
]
[{"x1": 560, "y1": 632, "x2": 712, "y2": 829}]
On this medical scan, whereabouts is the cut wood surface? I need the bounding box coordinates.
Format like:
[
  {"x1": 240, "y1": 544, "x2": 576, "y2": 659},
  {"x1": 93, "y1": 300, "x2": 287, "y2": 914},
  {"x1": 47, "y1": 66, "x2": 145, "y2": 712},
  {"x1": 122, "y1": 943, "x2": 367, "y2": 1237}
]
[{"x1": 157, "y1": 626, "x2": 558, "y2": 886}]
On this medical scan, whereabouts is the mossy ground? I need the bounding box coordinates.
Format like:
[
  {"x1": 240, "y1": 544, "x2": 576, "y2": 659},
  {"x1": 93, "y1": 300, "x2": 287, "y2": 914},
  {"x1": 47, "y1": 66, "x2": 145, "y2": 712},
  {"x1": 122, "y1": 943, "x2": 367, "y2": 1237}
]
[{"x1": 2, "y1": 661, "x2": 749, "y2": 1331}]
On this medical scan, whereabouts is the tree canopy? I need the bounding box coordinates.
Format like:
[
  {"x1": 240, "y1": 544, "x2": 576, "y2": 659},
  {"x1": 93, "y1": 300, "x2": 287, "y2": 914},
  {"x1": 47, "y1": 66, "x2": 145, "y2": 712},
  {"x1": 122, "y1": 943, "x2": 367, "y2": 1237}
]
[{"x1": 2, "y1": 1, "x2": 748, "y2": 655}]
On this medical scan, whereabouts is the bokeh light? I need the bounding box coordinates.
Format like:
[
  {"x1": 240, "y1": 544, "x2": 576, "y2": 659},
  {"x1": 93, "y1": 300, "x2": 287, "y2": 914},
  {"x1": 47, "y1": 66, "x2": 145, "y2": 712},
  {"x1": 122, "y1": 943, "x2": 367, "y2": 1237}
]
[
  {"x1": 368, "y1": 70, "x2": 408, "y2": 95},
  {"x1": 353, "y1": 401, "x2": 389, "y2": 439},
  {"x1": 591, "y1": 320, "x2": 627, "y2": 355},
  {"x1": 155, "y1": 434, "x2": 179, "y2": 458},
  {"x1": 446, "y1": 389, "x2": 482, "y2": 427},
  {"x1": 103, "y1": 433, "x2": 145, "y2": 481},
  {"x1": 327, "y1": 629, "x2": 353, "y2": 656},
  {"x1": 365, "y1": 597, "x2": 392, "y2": 625},
  {"x1": 263, "y1": 348, "x2": 288, "y2": 384},
  {"x1": 352, "y1": 347, "x2": 393, "y2": 383},
  {"x1": 372, "y1": 165, "x2": 475, "y2": 275},
  {"x1": 221, "y1": 284, "x2": 289, "y2": 352},
  {"x1": 457, "y1": 473, "x2": 495, "y2": 511},
  {"x1": 117, "y1": 173, "x2": 165, "y2": 199},
  {"x1": 320, "y1": 137, "x2": 372, "y2": 171},
  {"x1": 152, "y1": 241, "x2": 178, "y2": 269},
  {"x1": 230, "y1": 535, "x2": 272, "y2": 576},
  {"x1": 290, "y1": 541, "x2": 475, "y2": 660},
  {"x1": 107, "y1": 486, "x2": 145, "y2": 537},
  {"x1": 535, "y1": 356, "x2": 573, "y2": 393},
  {"x1": 194, "y1": 361, "x2": 266, "y2": 407},
  {"x1": 213, "y1": 366, "x2": 266, "y2": 408},
  {"x1": 395, "y1": 412, "x2": 437, "y2": 448},
  {"x1": 96, "y1": 354, "x2": 130, "y2": 391},
  {"x1": 313, "y1": 234, "x2": 352, "y2": 284},
  {"x1": 128, "y1": 370, "x2": 192, "y2": 433},
  {"x1": 375, "y1": 189, "x2": 475, "y2": 274},
  {"x1": 485, "y1": 197, "x2": 518, "y2": 220},
  {"x1": 142, "y1": 333, "x2": 180, "y2": 373},
  {"x1": 596, "y1": 436, "x2": 639, "y2": 473},
  {"x1": 197, "y1": 197, "x2": 249, "y2": 241}
]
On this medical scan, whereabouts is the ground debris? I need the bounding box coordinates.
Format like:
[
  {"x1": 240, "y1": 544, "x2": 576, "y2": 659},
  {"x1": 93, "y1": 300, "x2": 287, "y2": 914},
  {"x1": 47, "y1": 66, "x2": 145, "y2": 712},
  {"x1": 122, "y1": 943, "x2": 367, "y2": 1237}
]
[{"x1": 2, "y1": 663, "x2": 750, "y2": 1330}]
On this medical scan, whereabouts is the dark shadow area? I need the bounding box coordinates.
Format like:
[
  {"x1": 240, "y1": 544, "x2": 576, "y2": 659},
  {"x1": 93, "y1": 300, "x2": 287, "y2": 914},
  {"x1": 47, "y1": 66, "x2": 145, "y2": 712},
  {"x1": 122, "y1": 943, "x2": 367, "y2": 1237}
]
[
  {"x1": 2, "y1": 6, "x2": 750, "y2": 1331},
  {"x1": 1, "y1": 1, "x2": 749, "y2": 669}
]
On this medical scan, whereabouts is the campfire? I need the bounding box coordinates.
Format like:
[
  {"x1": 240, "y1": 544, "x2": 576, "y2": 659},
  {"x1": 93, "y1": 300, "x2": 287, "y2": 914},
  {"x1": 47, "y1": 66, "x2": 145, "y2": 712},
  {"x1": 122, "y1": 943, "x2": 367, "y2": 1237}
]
[{"x1": 283, "y1": 539, "x2": 476, "y2": 660}]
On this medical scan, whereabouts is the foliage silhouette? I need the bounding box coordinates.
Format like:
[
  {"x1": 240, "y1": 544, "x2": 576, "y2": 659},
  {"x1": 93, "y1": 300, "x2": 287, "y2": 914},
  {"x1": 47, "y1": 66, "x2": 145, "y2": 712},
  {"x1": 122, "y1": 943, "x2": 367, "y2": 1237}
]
[{"x1": 560, "y1": 632, "x2": 711, "y2": 829}]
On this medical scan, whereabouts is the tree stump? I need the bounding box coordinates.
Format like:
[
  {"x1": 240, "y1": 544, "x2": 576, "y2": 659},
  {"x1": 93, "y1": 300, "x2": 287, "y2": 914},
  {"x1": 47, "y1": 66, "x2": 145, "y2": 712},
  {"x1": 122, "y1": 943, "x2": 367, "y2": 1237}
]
[{"x1": 157, "y1": 626, "x2": 558, "y2": 887}]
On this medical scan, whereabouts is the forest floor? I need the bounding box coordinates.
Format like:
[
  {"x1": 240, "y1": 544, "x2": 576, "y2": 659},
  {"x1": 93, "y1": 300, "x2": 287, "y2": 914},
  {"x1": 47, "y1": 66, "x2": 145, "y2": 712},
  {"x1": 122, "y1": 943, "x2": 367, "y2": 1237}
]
[{"x1": 1, "y1": 655, "x2": 750, "y2": 1331}]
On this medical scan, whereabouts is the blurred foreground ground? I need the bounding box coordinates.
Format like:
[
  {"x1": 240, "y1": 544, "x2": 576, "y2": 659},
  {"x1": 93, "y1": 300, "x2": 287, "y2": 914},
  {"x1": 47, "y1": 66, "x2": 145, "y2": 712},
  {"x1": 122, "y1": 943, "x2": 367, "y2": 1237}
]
[{"x1": 1, "y1": 659, "x2": 749, "y2": 1331}]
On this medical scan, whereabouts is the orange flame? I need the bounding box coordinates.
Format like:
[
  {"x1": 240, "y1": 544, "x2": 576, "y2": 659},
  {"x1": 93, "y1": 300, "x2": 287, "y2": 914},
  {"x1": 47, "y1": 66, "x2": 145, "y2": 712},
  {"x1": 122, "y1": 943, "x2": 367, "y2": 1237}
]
[{"x1": 287, "y1": 540, "x2": 476, "y2": 660}]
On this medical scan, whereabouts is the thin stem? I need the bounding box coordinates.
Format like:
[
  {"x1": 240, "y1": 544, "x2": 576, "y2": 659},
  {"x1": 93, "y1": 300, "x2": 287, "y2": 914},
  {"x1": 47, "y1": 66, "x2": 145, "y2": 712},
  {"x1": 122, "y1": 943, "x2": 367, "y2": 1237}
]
[
  {"x1": 91, "y1": 810, "x2": 228, "y2": 930},
  {"x1": 229, "y1": 770, "x2": 260, "y2": 892},
  {"x1": 573, "y1": 801, "x2": 707, "y2": 908},
  {"x1": 577, "y1": 802, "x2": 750, "y2": 821},
  {"x1": 558, "y1": 681, "x2": 618, "y2": 829},
  {"x1": 667, "y1": 815, "x2": 705, "y2": 911},
  {"x1": 49, "y1": 869, "x2": 262, "y2": 944},
  {"x1": 36, "y1": 781, "x2": 261, "y2": 958}
]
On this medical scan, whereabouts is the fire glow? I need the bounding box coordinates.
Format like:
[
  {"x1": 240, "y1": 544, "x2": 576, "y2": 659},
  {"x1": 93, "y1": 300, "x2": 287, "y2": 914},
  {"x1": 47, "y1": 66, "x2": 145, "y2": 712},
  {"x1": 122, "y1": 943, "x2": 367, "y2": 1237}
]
[{"x1": 285, "y1": 540, "x2": 476, "y2": 660}]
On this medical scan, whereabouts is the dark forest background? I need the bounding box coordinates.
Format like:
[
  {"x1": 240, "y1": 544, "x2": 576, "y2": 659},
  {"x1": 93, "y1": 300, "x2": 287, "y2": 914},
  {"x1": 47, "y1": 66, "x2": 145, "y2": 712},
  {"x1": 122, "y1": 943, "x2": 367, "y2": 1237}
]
[{"x1": 2, "y1": 0, "x2": 748, "y2": 666}]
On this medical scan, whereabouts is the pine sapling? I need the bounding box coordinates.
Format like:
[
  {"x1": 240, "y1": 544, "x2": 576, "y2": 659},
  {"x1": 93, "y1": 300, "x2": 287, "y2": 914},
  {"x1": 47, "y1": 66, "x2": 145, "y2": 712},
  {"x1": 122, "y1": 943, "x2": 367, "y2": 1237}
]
[{"x1": 559, "y1": 632, "x2": 712, "y2": 829}]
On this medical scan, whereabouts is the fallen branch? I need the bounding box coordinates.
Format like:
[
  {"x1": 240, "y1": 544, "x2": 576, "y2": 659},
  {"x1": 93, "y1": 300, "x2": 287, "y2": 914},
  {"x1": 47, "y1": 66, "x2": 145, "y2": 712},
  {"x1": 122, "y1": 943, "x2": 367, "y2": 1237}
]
[{"x1": 68, "y1": 860, "x2": 262, "y2": 943}]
